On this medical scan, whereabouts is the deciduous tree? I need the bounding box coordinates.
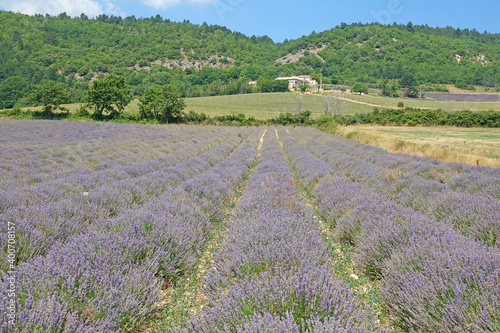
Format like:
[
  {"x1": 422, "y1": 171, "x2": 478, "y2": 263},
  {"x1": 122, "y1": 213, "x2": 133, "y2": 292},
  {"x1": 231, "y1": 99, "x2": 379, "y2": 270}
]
[
  {"x1": 29, "y1": 80, "x2": 70, "y2": 116},
  {"x1": 351, "y1": 83, "x2": 369, "y2": 94},
  {"x1": 139, "y1": 85, "x2": 186, "y2": 123},
  {"x1": 87, "y1": 75, "x2": 130, "y2": 119}
]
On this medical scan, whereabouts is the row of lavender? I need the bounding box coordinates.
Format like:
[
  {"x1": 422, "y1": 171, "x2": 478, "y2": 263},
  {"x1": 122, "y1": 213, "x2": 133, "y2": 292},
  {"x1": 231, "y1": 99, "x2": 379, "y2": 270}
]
[
  {"x1": 0, "y1": 122, "x2": 262, "y2": 331},
  {"x1": 0, "y1": 120, "x2": 215, "y2": 186},
  {"x1": 0, "y1": 123, "x2": 245, "y2": 270},
  {"x1": 303, "y1": 127, "x2": 500, "y2": 200},
  {"x1": 175, "y1": 129, "x2": 383, "y2": 332},
  {"x1": 0, "y1": 121, "x2": 231, "y2": 201},
  {"x1": 0, "y1": 121, "x2": 230, "y2": 211},
  {"x1": 279, "y1": 127, "x2": 500, "y2": 332},
  {"x1": 288, "y1": 127, "x2": 500, "y2": 248}
]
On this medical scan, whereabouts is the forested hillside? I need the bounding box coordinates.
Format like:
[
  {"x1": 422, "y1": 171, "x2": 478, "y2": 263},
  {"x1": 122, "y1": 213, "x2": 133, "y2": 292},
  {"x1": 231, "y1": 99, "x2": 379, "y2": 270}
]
[
  {"x1": 1, "y1": 10, "x2": 500, "y2": 109},
  {"x1": 284, "y1": 23, "x2": 500, "y2": 86}
]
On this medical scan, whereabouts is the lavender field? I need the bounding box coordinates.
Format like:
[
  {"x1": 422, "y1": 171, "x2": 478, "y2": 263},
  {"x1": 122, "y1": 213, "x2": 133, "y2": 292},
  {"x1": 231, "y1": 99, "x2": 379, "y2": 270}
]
[{"x1": 1, "y1": 119, "x2": 499, "y2": 332}]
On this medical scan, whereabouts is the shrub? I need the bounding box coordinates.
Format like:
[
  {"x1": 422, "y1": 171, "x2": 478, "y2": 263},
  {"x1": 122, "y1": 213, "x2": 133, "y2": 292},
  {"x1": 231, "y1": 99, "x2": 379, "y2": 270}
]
[
  {"x1": 314, "y1": 115, "x2": 339, "y2": 134},
  {"x1": 184, "y1": 110, "x2": 208, "y2": 123},
  {"x1": 338, "y1": 108, "x2": 500, "y2": 128},
  {"x1": 74, "y1": 105, "x2": 90, "y2": 117},
  {"x1": 257, "y1": 78, "x2": 289, "y2": 93},
  {"x1": 299, "y1": 84, "x2": 310, "y2": 92},
  {"x1": 269, "y1": 111, "x2": 313, "y2": 126},
  {"x1": 3, "y1": 106, "x2": 23, "y2": 116},
  {"x1": 138, "y1": 59, "x2": 149, "y2": 67},
  {"x1": 353, "y1": 208, "x2": 454, "y2": 277},
  {"x1": 426, "y1": 191, "x2": 500, "y2": 246}
]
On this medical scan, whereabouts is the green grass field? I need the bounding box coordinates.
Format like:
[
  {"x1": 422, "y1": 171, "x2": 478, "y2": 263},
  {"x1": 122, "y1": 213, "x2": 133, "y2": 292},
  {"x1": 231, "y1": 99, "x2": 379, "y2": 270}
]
[
  {"x1": 5, "y1": 91, "x2": 500, "y2": 120},
  {"x1": 183, "y1": 92, "x2": 374, "y2": 119}
]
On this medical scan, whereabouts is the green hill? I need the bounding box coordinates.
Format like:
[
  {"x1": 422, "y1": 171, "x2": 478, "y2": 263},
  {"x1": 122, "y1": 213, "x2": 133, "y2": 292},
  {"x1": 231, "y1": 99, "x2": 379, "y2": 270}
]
[{"x1": 1, "y1": 10, "x2": 500, "y2": 109}]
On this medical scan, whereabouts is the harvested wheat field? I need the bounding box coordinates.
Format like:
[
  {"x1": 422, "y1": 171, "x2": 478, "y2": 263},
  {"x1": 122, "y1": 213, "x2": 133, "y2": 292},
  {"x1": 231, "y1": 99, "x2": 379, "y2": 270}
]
[{"x1": 338, "y1": 125, "x2": 500, "y2": 167}]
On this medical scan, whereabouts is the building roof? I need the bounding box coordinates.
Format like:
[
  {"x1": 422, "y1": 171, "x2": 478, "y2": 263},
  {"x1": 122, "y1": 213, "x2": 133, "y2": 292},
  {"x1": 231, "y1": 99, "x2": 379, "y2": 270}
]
[{"x1": 275, "y1": 76, "x2": 305, "y2": 81}]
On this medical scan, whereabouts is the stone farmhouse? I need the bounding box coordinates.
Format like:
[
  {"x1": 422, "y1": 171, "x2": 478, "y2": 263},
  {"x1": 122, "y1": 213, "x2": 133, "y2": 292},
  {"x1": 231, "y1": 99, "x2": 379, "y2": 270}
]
[{"x1": 275, "y1": 75, "x2": 319, "y2": 91}]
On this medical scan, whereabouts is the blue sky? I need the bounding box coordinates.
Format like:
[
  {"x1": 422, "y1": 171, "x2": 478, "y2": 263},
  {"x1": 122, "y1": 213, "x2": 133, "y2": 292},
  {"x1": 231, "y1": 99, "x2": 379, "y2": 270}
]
[{"x1": 1, "y1": 0, "x2": 499, "y2": 42}]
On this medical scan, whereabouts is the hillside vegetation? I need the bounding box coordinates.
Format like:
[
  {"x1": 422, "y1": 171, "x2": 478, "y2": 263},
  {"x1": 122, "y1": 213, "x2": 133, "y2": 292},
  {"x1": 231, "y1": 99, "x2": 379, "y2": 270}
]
[{"x1": 1, "y1": 10, "x2": 500, "y2": 109}]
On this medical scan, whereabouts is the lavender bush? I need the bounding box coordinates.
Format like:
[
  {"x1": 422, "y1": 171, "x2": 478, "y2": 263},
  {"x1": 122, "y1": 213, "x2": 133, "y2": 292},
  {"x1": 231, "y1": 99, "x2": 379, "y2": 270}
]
[
  {"x1": 381, "y1": 231, "x2": 500, "y2": 332},
  {"x1": 0, "y1": 125, "x2": 253, "y2": 269},
  {"x1": 302, "y1": 126, "x2": 500, "y2": 199},
  {"x1": 182, "y1": 265, "x2": 381, "y2": 333}
]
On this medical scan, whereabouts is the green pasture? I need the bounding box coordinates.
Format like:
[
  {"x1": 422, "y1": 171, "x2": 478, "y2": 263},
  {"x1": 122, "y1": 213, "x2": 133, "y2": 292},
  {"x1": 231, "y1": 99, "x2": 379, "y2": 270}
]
[{"x1": 5, "y1": 91, "x2": 500, "y2": 121}]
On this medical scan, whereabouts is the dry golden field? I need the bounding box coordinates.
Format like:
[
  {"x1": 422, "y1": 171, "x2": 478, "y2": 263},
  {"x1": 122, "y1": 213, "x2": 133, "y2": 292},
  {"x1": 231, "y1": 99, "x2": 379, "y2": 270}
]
[{"x1": 338, "y1": 125, "x2": 500, "y2": 167}]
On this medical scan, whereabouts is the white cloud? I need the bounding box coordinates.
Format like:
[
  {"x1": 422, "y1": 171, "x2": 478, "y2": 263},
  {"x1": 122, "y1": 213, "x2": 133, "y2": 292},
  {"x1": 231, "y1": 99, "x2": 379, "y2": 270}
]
[
  {"x1": 0, "y1": 0, "x2": 103, "y2": 17},
  {"x1": 188, "y1": 0, "x2": 217, "y2": 4},
  {"x1": 104, "y1": 0, "x2": 125, "y2": 16},
  {"x1": 139, "y1": 0, "x2": 181, "y2": 10},
  {"x1": 139, "y1": 0, "x2": 217, "y2": 10}
]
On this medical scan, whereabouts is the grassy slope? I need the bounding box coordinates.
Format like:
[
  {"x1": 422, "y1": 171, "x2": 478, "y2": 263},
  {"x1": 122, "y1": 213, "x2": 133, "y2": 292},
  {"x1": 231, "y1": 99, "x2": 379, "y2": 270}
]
[{"x1": 183, "y1": 92, "x2": 374, "y2": 119}]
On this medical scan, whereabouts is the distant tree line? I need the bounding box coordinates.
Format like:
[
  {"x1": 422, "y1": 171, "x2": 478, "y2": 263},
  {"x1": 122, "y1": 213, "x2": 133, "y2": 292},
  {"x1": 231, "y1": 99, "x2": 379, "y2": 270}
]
[
  {"x1": 339, "y1": 108, "x2": 500, "y2": 127},
  {"x1": 8, "y1": 75, "x2": 185, "y2": 123}
]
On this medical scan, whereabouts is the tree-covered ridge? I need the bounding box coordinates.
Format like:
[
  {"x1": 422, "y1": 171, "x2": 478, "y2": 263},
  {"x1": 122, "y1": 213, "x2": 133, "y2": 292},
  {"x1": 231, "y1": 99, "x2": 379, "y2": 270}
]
[
  {"x1": 0, "y1": 11, "x2": 277, "y2": 79},
  {"x1": 1, "y1": 11, "x2": 500, "y2": 109},
  {"x1": 284, "y1": 23, "x2": 500, "y2": 86}
]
